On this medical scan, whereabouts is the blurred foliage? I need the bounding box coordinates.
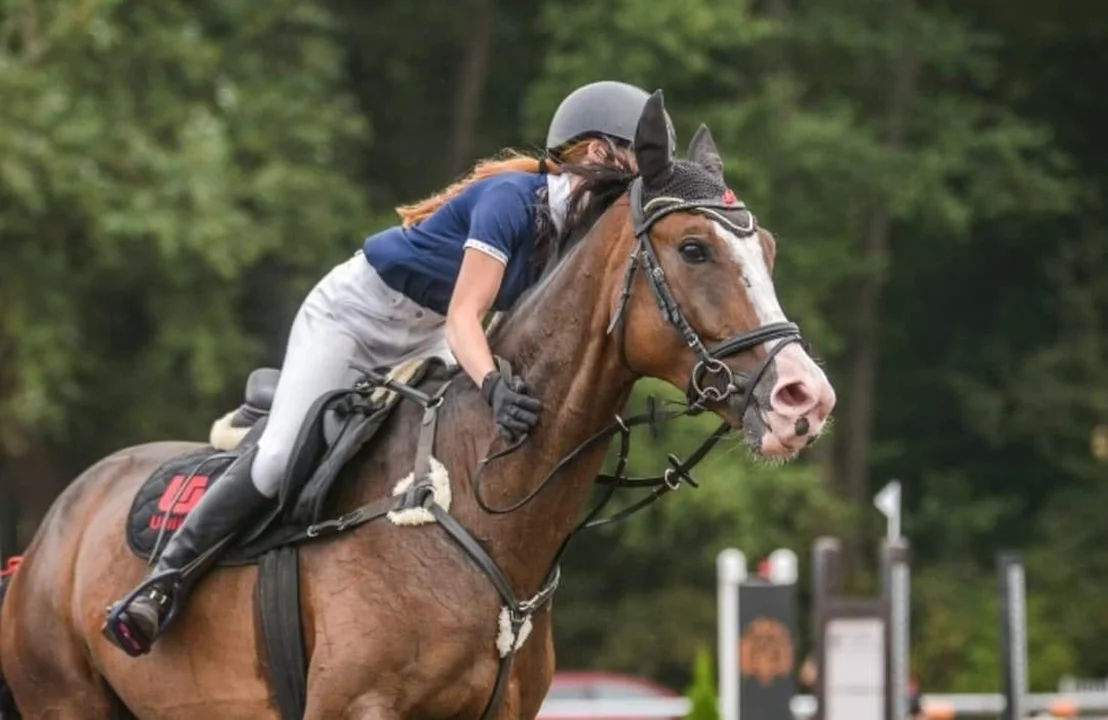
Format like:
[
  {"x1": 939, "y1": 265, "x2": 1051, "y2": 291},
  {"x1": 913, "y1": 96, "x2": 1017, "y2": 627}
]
[
  {"x1": 684, "y1": 645, "x2": 720, "y2": 720},
  {"x1": 0, "y1": 0, "x2": 372, "y2": 454},
  {"x1": 910, "y1": 560, "x2": 1077, "y2": 692},
  {"x1": 1, "y1": 0, "x2": 1106, "y2": 697}
]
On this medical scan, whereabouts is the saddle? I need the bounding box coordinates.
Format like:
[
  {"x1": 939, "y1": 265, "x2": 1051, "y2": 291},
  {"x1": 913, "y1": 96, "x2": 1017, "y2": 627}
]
[{"x1": 124, "y1": 356, "x2": 454, "y2": 567}]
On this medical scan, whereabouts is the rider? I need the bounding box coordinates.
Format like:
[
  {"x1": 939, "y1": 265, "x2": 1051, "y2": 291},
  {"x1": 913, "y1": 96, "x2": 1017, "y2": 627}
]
[{"x1": 103, "y1": 80, "x2": 661, "y2": 657}]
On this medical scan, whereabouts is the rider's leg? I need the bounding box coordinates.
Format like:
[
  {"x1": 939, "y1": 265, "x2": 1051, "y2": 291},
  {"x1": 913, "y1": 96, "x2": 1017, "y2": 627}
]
[
  {"x1": 100, "y1": 447, "x2": 273, "y2": 657},
  {"x1": 103, "y1": 261, "x2": 377, "y2": 656},
  {"x1": 102, "y1": 253, "x2": 448, "y2": 656}
]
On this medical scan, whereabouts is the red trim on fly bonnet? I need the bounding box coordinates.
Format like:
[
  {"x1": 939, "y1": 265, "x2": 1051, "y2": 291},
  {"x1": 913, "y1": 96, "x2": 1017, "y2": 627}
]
[{"x1": 1, "y1": 557, "x2": 21, "y2": 578}]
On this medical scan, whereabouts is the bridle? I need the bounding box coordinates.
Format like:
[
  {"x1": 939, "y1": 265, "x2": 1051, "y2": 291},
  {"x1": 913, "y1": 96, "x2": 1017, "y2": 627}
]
[
  {"x1": 608, "y1": 176, "x2": 806, "y2": 418},
  {"x1": 472, "y1": 175, "x2": 814, "y2": 520}
]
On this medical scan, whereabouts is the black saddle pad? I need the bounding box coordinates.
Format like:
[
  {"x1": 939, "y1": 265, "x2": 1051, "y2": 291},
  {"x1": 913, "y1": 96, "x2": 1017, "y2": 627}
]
[{"x1": 126, "y1": 446, "x2": 237, "y2": 563}]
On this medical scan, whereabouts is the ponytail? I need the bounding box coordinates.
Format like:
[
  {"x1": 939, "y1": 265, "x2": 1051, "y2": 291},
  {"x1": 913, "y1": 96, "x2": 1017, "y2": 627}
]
[{"x1": 394, "y1": 140, "x2": 595, "y2": 228}]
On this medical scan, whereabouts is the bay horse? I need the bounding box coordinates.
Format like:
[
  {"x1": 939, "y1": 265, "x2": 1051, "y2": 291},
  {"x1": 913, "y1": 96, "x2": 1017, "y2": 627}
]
[{"x1": 0, "y1": 91, "x2": 834, "y2": 719}]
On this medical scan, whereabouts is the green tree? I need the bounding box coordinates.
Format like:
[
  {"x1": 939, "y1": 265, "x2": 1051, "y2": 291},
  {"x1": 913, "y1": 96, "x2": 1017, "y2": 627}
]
[
  {"x1": 875, "y1": 0, "x2": 1108, "y2": 681},
  {"x1": 910, "y1": 560, "x2": 1077, "y2": 692},
  {"x1": 0, "y1": 0, "x2": 372, "y2": 526}
]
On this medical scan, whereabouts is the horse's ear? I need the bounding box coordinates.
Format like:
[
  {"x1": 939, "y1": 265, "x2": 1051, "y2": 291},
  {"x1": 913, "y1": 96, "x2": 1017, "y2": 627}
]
[
  {"x1": 688, "y1": 124, "x2": 724, "y2": 180},
  {"x1": 634, "y1": 90, "x2": 675, "y2": 186}
]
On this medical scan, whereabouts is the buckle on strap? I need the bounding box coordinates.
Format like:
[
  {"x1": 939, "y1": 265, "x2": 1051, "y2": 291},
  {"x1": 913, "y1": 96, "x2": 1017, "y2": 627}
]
[
  {"x1": 663, "y1": 453, "x2": 700, "y2": 491},
  {"x1": 519, "y1": 566, "x2": 561, "y2": 616},
  {"x1": 689, "y1": 357, "x2": 735, "y2": 405},
  {"x1": 305, "y1": 510, "x2": 360, "y2": 538}
]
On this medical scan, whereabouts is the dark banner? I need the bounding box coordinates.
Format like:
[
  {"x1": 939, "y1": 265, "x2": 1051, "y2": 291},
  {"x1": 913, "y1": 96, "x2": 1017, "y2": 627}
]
[{"x1": 739, "y1": 581, "x2": 798, "y2": 720}]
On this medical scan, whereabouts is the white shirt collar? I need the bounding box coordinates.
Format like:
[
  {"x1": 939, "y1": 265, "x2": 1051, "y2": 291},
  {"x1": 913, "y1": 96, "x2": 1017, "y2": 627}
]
[{"x1": 546, "y1": 173, "x2": 572, "y2": 234}]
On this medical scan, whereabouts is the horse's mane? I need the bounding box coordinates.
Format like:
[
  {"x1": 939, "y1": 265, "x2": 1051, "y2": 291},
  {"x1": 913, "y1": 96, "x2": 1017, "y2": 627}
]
[
  {"x1": 530, "y1": 156, "x2": 637, "y2": 280},
  {"x1": 481, "y1": 154, "x2": 636, "y2": 345}
]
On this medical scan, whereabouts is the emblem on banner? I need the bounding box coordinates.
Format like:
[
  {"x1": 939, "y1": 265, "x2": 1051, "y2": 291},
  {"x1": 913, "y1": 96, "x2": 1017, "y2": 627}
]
[{"x1": 739, "y1": 617, "x2": 794, "y2": 686}]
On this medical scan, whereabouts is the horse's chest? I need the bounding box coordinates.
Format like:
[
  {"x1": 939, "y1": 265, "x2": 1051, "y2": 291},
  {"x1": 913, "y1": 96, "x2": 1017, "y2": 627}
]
[{"x1": 299, "y1": 534, "x2": 529, "y2": 699}]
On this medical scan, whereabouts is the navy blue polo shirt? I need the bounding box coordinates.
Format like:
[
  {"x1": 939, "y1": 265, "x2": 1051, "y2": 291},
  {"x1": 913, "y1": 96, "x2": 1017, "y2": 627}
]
[{"x1": 362, "y1": 172, "x2": 548, "y2": 316}]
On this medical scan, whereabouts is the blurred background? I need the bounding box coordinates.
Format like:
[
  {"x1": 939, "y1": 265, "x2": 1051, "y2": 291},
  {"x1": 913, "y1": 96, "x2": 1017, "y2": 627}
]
[{"x1": 0, "y1": 0, "x2": 1105, "y2": 705}]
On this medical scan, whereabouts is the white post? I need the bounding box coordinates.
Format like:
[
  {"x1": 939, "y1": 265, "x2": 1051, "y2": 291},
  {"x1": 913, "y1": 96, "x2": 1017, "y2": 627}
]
[
  {"x1": 767, "y1": 548, "x2": 799, "y2": 586},
  {"x1": 717, "y1": 549, "x2": 747, "y2": 720}
]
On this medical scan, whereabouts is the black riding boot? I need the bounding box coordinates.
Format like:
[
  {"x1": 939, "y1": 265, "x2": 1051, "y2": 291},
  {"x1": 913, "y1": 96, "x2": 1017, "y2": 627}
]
[{"x1": 102, "y1": 451, "x2": 273, "y2": 657}]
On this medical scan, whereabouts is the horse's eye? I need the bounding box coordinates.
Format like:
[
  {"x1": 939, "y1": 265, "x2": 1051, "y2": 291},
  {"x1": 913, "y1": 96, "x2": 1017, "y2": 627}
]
[{"x1": 679, "y1": 239, "x2": 709, "y2": 264}]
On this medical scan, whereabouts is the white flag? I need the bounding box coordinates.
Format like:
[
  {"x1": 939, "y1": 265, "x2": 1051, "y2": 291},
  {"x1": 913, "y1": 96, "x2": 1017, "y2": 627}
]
[{"x1": 874, "y1": 480, "x2": 901, "y2": 519}]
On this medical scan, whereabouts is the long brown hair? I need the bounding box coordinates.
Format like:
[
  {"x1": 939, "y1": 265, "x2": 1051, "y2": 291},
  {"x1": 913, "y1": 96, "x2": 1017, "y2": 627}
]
[
  {"x1": 394, "y1": 140, "x2": 597, "y2": 228},
  {"x1": 529, "y1": 144, "x2": 637, "y2": 277},
  {"x1": 482, "y1": 144, "x2": 637, "y2": 326}
]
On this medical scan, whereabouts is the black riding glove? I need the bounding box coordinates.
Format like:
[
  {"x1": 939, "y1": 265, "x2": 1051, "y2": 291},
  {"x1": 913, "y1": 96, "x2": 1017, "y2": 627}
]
[{"x1": 480, "y1": 370, "x2": 543, "y2": 442}]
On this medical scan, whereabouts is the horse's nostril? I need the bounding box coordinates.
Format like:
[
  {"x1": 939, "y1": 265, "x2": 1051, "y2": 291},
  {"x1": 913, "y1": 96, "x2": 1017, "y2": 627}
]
[{"x1": 772, "y1": 381, "x2": 812, "y2": 410}]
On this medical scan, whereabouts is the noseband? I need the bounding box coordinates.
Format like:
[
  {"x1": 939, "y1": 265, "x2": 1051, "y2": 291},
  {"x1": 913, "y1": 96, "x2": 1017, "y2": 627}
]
[{"x1": 608, "y1": 177, "x2": 806, "y2": 419}]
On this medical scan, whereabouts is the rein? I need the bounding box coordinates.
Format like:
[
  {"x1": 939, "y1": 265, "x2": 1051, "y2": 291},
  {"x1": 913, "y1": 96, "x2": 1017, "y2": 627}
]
[{"x1": 473, "y1": 358, "x2": 727, "y2": 534}]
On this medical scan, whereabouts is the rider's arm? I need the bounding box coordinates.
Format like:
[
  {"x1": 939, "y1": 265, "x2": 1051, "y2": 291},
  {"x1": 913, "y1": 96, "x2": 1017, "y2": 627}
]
[
  {"x1": 446, "y1": 249, "x2": 504, "y2": 388},
  {"x1": 445, "y1": 182, "x2": 530, "y2": 389}
]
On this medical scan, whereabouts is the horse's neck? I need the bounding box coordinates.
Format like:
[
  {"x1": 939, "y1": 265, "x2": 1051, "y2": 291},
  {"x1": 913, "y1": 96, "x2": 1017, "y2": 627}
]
[{"x1": 475, "y1": 212, "x2": 635, "y2": 592}]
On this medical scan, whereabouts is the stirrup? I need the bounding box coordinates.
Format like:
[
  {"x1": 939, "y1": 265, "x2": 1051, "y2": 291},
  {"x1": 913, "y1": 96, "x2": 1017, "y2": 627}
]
[{"x1": 102, "y1": 570, "x2": 184, "y2": 657}]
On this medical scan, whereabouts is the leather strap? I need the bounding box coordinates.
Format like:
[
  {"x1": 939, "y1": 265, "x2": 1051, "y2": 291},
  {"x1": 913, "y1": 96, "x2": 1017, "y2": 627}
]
[
  {"x1": 411, "y1": 381, "x2": 451, "y2": 487},
  {"x1": 257, "y1": 547, "x2": 307, "y2": 720}
]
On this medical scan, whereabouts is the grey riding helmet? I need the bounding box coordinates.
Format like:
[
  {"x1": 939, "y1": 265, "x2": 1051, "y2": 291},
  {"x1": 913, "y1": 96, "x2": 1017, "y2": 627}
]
[{"x1": 545, "y1": 80, "x2": 673, "y2": 158}]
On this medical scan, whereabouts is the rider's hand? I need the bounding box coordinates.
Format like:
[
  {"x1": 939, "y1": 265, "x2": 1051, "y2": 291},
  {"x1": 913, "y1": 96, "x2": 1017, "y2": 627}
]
[{"x1": 480, "y1": 370, "x2": 542, "y2": 442}]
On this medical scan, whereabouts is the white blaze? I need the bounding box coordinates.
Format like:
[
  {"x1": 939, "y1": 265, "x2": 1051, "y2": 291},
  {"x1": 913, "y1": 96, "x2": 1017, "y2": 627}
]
[
  {"x1": 709, "y1": 221, "x2": 836, "y2": 448},
  {"x1": 710, "y1": 221, "x2": 787, "y2": 326}
]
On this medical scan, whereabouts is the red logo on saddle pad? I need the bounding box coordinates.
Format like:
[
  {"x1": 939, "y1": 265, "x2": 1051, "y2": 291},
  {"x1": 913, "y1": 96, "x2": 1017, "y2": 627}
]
[
  {"x1": 150, "y1": 474, "x2": 210, "y2": 531},
  {"x1": 722, "y1": 189, "x2": 737, "y2": 205}
]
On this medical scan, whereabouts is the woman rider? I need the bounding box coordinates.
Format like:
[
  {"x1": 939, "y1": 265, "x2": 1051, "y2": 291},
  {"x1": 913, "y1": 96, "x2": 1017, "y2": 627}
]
[{"x1": 103, "y1": 79, "x2": 663, "y2": 657}]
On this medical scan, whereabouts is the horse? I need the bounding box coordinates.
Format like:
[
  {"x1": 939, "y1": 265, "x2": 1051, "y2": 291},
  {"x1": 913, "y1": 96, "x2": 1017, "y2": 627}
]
[{"x1": 0, "y1": 91, "x2": 835, "y2": 719}]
